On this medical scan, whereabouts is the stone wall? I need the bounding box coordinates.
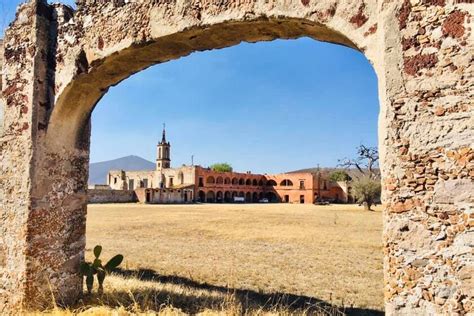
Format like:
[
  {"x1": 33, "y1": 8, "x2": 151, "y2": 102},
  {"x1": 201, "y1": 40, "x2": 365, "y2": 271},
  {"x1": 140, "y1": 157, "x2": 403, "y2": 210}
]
[
  {"x1": 381, "y1": 1, "x2": 473, "y2": 314},
  {"x1": 87, "y1": 189, "x2": 137, "y2": 204},
  {"x1": 0, "y1": 0, "x2": 472, "y2": 314},
  {"x1": 135, "y1": 188, "x2": 194, "y2": 204},
  {"x1": 0, "y1": 39, "x2": 4, "y2": 134}
]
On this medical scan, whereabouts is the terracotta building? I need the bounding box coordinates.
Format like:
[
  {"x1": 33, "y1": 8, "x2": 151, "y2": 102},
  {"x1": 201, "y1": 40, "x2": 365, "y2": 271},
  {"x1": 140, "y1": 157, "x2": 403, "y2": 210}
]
[{"x1": 108, "y1": 127, "x2": 349, "y2": 204}]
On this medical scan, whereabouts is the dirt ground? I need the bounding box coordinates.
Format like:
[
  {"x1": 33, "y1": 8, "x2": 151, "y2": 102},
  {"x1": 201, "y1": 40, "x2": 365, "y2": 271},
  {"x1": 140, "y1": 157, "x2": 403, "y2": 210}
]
[{"x1": 82, "y1": 203, "x2": 383, "y2": 314}]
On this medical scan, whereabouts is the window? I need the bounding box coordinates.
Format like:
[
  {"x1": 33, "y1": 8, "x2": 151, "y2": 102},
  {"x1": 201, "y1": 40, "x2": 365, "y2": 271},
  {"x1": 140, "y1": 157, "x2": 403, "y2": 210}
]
[
  {"x1": 199, "y1": 177, "x2": 204, "y2": 187},
  {"x1": 299, "y1": 180, "x2": 305, "y2": 190},
  {"x1": 169, "y1": 177, "x2": 174, "y2": 187},
  {"x1": 114, "y1": 177, "x2": 118, "y2": 184},
  {"x1": 128, "y1": 179, "x2": 134, "y2": 190},
  {"x1": 280, "y1": 179, "x2": 293, "y2": 186},
  {"x1": 267, "y1": 180, "x2": 277, "y2": 186},
  {"x1": 143, "y1": 179, "x2": 148, "y2": 188}
]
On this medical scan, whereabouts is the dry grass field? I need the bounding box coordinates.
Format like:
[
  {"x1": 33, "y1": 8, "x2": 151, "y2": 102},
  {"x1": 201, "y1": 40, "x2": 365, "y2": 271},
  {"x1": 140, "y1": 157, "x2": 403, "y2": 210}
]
[{"x1": 35, "y1": 203, "x2": 384, "y2": 315}]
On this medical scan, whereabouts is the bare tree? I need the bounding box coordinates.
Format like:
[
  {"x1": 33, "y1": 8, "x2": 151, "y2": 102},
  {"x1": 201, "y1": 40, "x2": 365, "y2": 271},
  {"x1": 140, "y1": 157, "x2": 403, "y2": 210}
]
[{"x1": 338, "y1": 145, "x2": 380, "y2": 180}]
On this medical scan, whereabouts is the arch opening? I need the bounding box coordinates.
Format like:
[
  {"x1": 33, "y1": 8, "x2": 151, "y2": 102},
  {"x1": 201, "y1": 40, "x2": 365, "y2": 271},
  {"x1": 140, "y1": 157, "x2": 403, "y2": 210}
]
[{"x1": 61, "y1": 31, "x2": 381, "y2": 313}]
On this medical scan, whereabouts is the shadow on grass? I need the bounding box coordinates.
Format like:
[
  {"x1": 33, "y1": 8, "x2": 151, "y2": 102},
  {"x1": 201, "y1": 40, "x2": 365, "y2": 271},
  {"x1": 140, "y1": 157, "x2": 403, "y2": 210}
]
[{"x1": 94, "y1": 267, "x2": 384, "y2": 316}]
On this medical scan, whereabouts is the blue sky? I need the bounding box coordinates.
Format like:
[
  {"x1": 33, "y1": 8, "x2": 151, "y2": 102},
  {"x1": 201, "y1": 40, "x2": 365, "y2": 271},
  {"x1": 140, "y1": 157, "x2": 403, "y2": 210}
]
[{"x1": 2, "y1": 1, "x2": 379, "y2": 174}]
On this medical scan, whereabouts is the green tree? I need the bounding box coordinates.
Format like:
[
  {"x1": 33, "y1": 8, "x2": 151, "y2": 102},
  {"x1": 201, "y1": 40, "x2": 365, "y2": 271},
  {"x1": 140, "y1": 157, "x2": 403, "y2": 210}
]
[
  {"x1": 329, "y1": 170, "x2": 352, "y2": 182},
  {"x1": 210, "y1": 163, "x2": 233, "y2": 172},
  {"x1": 352, "y1": 178, "x2": 381, "y2": 211}
]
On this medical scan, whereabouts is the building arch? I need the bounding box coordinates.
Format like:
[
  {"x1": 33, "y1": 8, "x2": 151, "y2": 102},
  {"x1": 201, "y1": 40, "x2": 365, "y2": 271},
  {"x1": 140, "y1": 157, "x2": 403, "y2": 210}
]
[
  {"x1": 224, "y1": 191, "x2": 232, "y2": 203},
  {"x1": 245, "y1": 179, "x2": 252, "y2": 186},
  {"x1": 198, "y1": 190, "x2": 206, "y2": 203},
  {"x1": 160, "y1": 174, "x2": 166, "y2": 189},
  {"x1": 206, "y1": 191, "x2": 216, "y2": 203},
  {"x1": 245, "y1": 192, "x2": 252, "y2": 203},
  {"x1": 252, "y1": 192, "x2": 259, "y2": 202},
  {"x1": 280, "y1": 179, "x2": 294, "y2": 187},
  {"x1": 178, "y1": 171, "x2": 184, "y2": 185},
  {"x1": 206, "y1": 176, "x2": 216, "y2": 184},
  {"x1": 216, "y1": 191, "x2": 223, "y2": 203},
  {"x1": 266, "y1": 192, "x2": 279, "y2": 203},
  {"x1": 232, "y1": 178, "x2": 239, "y2": 185},
  {"x1": 216, "y1": 176, "x2": 224, "y2": 185},
  {"x1": 224, "y1": 177, "x2": 231, "y2": 185},
  {"x1": 266, "y1": 180, "x2": 277, "y2": 186},
  {"x1": 239, "y1": 178, "x2": 245, "y2": 185},
  {"x1": 258, "y1": 179, "x2": 264, "y2": 186},
  {"x1": 252, "y1": 179, "x2": 258, "y2": 186}
]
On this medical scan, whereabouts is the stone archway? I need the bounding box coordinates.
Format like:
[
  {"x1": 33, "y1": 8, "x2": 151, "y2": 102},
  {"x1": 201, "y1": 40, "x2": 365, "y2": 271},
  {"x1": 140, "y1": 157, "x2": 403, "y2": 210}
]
[
  {"x1": 245, "y1": 192, "x2": 252, "y2": 203},
  {"x1": 216, "y1": 191, "x2": 223, "y2": 203},
  {"x1": 206, "y1": 191, "x2": 216, "y2": 203},
  {"x1": 224, "y1": 191, "x2": 232, "y2": 203},
  {"x1": 0, "y1": 0, "x2": 472, "y2": 314},
  {"x1": 198, "y1": 190, "x2": 206, "y2": 203},
  {"x1": 252, "y1": 192, "x2": 259, "y2": 202}
]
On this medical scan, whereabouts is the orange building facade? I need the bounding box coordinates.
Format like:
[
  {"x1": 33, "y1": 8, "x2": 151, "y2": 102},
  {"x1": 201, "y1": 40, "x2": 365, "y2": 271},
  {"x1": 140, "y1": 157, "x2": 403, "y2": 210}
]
[
  {"x1": 108, "y1": 127, "x2": 349, "y2": 204},
  {"x1": 194, "y1": 167, "x2": 348, "y2": 204}
]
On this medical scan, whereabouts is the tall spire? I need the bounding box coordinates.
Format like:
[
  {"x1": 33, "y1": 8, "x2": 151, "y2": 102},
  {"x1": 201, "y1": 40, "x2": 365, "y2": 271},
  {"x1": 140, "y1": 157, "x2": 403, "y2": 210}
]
[
  {"x1": 156, "y1": 123, "x2": 171, "y2": 169},
  {"x1": 161, "y1": 123, "x2": 166, "y2": 143}
]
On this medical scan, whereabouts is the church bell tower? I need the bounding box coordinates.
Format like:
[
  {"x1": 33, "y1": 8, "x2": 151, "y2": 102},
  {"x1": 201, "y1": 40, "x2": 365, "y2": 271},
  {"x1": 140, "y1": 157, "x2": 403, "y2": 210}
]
[{"x1": 156, "y1": 124, "x2": 171, "y2": 169}]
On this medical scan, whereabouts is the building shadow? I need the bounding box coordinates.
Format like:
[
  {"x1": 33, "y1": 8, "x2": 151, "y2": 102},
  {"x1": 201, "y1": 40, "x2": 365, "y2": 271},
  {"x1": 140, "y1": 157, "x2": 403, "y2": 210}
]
[{"x1": 109, "y1": 268, "x2": 384, "y2": 315}]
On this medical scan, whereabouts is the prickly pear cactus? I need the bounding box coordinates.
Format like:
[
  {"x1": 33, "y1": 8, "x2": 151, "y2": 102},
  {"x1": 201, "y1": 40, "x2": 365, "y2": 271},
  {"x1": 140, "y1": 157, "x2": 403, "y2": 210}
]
[{"x1": 80, "y1": 245, "x2": 124, "y2": 295}]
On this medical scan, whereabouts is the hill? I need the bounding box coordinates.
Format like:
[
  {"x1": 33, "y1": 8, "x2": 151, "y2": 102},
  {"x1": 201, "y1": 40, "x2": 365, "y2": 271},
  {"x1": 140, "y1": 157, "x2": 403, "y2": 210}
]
[
  {"x1": 89, "y1": 155, "x2": 155, "y2": 185},
  {"x1": 289, "y1": 167, "x2": 381, "y2": 180}
]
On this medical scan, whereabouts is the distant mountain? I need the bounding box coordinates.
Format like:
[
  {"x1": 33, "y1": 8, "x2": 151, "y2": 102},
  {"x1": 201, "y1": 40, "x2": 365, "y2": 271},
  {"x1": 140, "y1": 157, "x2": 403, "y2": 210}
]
[{"x1": 89, "y1": 155, "x2": 155, "y2": 185}]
